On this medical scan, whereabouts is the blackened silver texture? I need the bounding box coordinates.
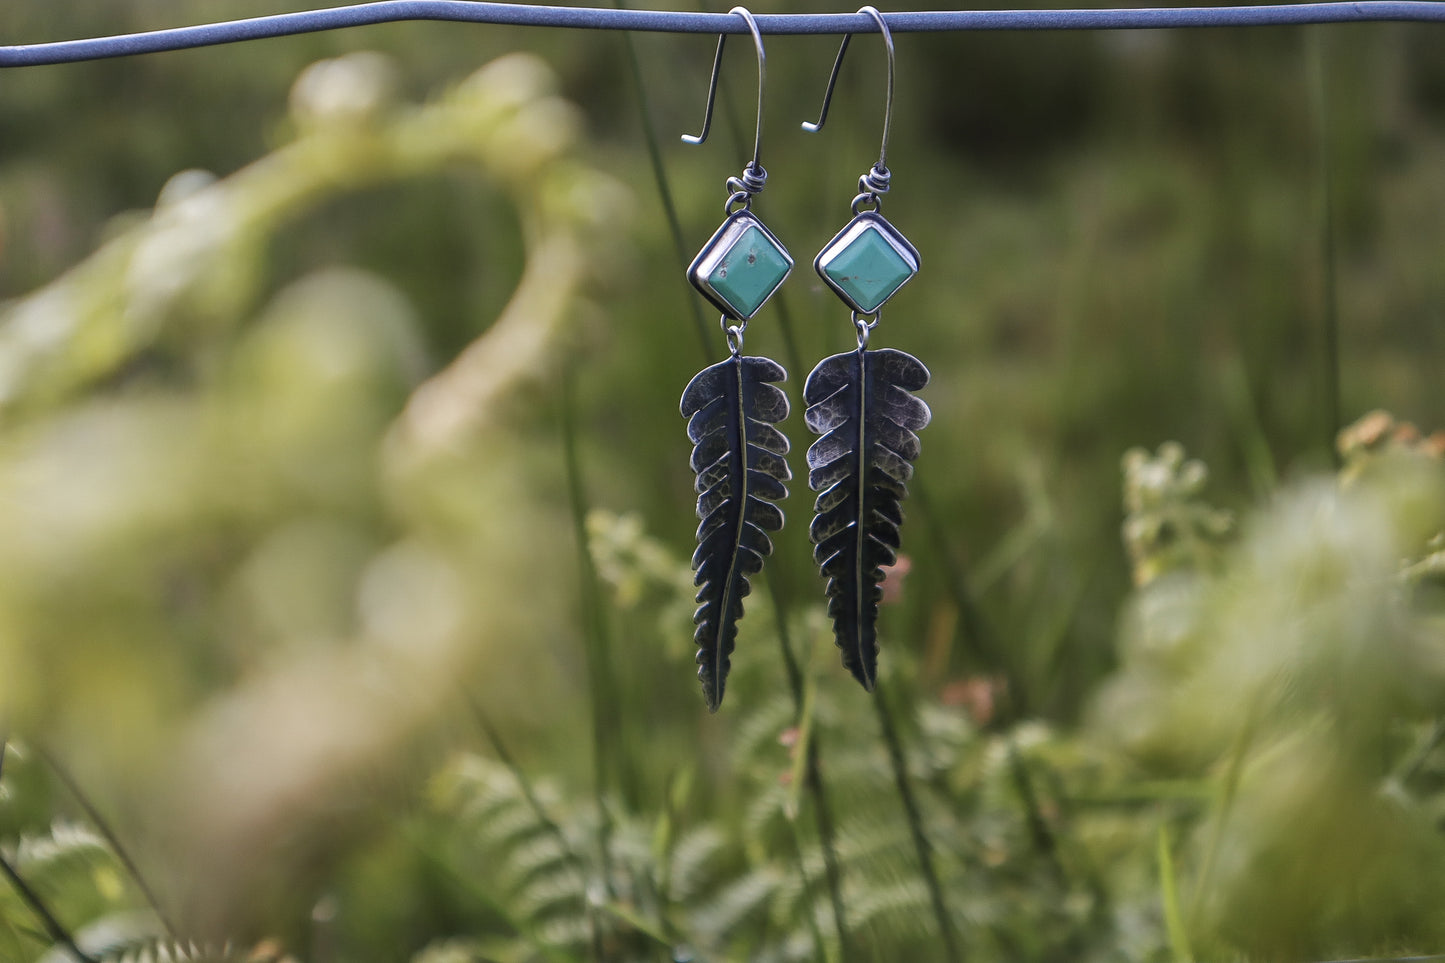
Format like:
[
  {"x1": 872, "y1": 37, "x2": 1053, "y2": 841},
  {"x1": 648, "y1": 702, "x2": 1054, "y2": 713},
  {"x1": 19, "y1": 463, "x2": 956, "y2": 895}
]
[
  {"x1": 803, "y1": 346, "x2": 929, "y2": 690},
  {"x1": 681, "y1": 355, "x2": 791, "y2": 711}
]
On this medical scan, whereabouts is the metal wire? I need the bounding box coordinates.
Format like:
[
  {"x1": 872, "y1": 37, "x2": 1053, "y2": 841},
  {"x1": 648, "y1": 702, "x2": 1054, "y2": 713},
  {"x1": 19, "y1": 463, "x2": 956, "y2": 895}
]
[
  {"x1": 5, "y1": 2, "x2": 1445, "y2": 68},
  {"x1": 804, "y1": 8, "x2": 892, "y2": 151},
  {"x1": 681, "y1": 7, "x2": 767, "y2": 178}
]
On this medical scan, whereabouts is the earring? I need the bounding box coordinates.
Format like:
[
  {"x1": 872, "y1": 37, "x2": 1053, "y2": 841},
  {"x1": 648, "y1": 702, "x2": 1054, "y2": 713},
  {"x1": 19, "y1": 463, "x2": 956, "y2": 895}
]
[
  {"x1": 800, "y1": 6, "x2": 931, "y2": 692},
  {"x1": 679, "y1": 7, "x2": 793, "y2": 712}
]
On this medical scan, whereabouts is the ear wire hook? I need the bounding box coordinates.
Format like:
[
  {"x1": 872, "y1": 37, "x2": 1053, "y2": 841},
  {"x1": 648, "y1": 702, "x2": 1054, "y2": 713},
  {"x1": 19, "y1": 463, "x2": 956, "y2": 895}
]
[
  {"x1": 681, "y1": 6, "x2": 768, "y2": 195},
  {"x1": 802, "y1": 5, "x2": 893, "y2": 195}
]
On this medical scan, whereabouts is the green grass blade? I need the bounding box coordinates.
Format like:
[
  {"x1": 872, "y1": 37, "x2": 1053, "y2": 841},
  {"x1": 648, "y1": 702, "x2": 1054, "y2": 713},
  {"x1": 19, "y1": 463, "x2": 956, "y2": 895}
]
[
  {"x1": 873, "y1": 681, "x2": 960, "y2": 963},
  {"x1": 560, "y1": 361, "x2": 628, "y2": 908},
  {"x1": 1307, "y1": 26, "x2": 1342, "y2": 464},
  {"x1": 1157, "y1": 824, "x2": 1193, "y2": 963},
  {"x1": 767, "y1": 573, "x2": 849, "y2": 957},
  {"x1": 612, "y1": 0, "x2": 711, "y2": 364}
]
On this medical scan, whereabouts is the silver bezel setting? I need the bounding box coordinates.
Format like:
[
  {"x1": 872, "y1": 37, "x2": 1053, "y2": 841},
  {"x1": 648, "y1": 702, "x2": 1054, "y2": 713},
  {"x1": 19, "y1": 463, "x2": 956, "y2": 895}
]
[
  {"x1": 813, "y1": 211, "x2": 921, "y2": 315},
  {"x1": 687, "y1": 210, "x2": 795, "y2": 321}
]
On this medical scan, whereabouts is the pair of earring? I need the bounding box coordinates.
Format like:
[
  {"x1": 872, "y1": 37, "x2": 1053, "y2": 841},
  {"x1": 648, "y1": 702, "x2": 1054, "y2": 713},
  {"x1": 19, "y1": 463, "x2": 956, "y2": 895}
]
[{"x1": 680, "y1": 7, "x2": 932, "y2": 712}]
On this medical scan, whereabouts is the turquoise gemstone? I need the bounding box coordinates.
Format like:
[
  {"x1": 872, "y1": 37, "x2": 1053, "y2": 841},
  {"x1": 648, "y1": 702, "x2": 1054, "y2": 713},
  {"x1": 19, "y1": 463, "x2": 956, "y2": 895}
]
[
  {"x1": 821, "y1": 223, "x2": 916, "y2": 314},
  {"x1": 707, "y1": 225, "x2": 792, "y2": 319}
]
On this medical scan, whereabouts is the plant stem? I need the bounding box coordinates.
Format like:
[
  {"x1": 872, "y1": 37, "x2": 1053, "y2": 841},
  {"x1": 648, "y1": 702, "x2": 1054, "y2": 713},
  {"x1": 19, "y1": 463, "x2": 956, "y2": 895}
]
[
  {"x1": 405, "y1": 825, "x2": 578, "y2": 963},
  {"x1": 1005, "y1": 742, "x2": 1066, "y2": 888},
  {"x1": 910, "y1": 478, "x2": 1069, "y2": 887},
  {"x1": 1395, "y1": 719, "x2": 1445, "y2": 786},
  {"x1": 560, "y1": 362, "x2": 626, "y2": 901},
  {"x1": 1219, "y1": 357, "x2": 1279, "y2": 498},
  {"x1": 910, "y1": 478, "x2": 1018, "y2": 706},
  {"x1": 472, "y1": 705, "x2": 584, "y2": 875},
  {"x1": 872, "y1": 681, "x2": 960, "y2": 963},
  {"x1": 1307, "y1": 26, "x2": 1342, "y2": 464},
  {"x1": 768, "y1": 572, "x2": 849, "y2": 958},
  {"x1": 785, "y1": 819, "x2": 831, "y2": 963},
  {"x1": 0, "y1": 853, "x2": 97, "y2": 963},
  {"x1": 1189, "y1": 704, "x2": 1257, "y2": 926},
  {"x1": 1157, "y1": 824, "x2": 1193, "y2": 963},
  {"x1": 805, "y1": 737, "x2": 847, "y2": 958},
  {"x1": 39, "y1": 748, "x2": 176, "y2": 939},
  {"x1": 471, "y1": 700, "x2": 604, "y2": 963},
  {"x1": 612, "y1": 0, "x2": 711, "y2": 364}
]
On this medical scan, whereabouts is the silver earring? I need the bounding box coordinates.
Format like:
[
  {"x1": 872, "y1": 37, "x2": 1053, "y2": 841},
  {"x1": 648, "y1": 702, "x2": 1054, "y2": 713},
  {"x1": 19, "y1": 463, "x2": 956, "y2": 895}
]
[
  {"x1": 679, "y1": 7, "x2": 793, "y2": 712},
  {"x1": 801, "y1": 6, "x2": 931, "y2": 691}
]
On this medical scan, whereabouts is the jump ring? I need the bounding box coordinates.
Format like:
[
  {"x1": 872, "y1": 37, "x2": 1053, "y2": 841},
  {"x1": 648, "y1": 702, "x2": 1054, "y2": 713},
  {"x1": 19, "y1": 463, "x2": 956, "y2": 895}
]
[
  {"x1": 725, "y1": 322, "x2": 745, "y2": 355},
  {"x1": 851, "y1": 191, "x2": 882, "y2": 215},
  {"x1": 852, "y1": 310, "x2": 877, "y2": 348}
]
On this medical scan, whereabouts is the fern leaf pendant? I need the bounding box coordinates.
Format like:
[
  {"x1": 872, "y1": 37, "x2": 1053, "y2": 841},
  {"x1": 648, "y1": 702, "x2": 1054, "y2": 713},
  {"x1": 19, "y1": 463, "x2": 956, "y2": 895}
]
[
  {"x1": 681, "y1": 355, "x2": 791, "y2": 711},
  {"x1": 803, "y1": 346, "x2": 930, "y2": 689}
]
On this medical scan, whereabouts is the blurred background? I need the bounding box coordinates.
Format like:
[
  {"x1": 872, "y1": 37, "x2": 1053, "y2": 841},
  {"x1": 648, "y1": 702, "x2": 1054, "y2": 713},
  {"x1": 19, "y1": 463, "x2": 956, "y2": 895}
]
[{"x1": 4, "y1": 2, "x2": 1445, "y2": 961}]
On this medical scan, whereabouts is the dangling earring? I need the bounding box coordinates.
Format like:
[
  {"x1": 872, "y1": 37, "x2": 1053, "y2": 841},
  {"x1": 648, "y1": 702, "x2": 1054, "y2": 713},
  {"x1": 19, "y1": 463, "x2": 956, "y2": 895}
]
[
  {"x1": 800, "y1": 6, "x2": 930, "y2": 692},
  {"x1": 679, "y1": 7, "x2": 793, "y2": 712}
]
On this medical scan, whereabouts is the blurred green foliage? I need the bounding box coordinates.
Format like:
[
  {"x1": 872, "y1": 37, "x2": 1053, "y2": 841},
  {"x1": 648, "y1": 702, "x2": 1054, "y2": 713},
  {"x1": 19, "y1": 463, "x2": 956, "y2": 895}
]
[{"x1": 5, "y1": 3, "x2": 1445, "y2": 961}]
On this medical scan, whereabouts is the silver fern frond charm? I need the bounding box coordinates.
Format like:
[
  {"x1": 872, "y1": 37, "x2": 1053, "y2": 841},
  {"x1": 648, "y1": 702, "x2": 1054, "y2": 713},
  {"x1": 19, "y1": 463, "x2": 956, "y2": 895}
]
[
  {"x1": 681, "y1": 355, "x2": 791, "y2": 711},
  {"x1": 803, "y1": 346, "x2": 930, "y2": 690}
]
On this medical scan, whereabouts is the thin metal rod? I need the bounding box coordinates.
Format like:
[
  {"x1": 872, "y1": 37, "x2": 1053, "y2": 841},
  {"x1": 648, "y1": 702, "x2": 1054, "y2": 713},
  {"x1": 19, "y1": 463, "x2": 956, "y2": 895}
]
[
  {"x1": 681, "y1": 7, "x2": 765, "y2": 174},
  {"x1": 680, "y1": 34, "x2": 728, "y2": 147},
  {"x1": 740, "y1": 8, "x2": 765, "y2": 176},
  {"x1": 801, "y1": 34, "x2": 852, "y2": 136},
  {"x1": 7, "y1": 3, "x2": 1445, "y2": 68},
  {"x1": 803, "y1": 6, "x2": 893, "y2": 173}
]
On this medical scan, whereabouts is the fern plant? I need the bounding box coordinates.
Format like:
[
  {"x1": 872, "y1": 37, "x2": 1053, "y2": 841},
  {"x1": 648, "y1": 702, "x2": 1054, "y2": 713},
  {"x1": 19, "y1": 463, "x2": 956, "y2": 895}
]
[
  {"x1": 427, "y1": 515, "x2": 1119, "y2": 963},
  {"x1": 423, "y1": 699, "x2": 1110, "y2": 962}
]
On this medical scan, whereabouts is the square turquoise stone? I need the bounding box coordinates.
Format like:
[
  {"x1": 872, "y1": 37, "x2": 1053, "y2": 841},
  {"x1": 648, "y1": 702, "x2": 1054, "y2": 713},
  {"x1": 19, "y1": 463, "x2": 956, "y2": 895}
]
[
  {"x1": 708, "y1": 226, "x2": 791, "y2": 318},
  {"x1": 688, "y1": 211, "x2": 793, "y2": 321},
  {"x1": 815, "y1": 212, "x2": 920, "y2": 315}
]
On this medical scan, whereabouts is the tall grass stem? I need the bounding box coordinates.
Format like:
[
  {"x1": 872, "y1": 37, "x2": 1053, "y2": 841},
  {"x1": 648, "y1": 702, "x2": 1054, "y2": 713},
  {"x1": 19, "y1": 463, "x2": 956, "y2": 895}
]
[
  {"x1": 1307, "y1": 27, "x2": 1342, "y2": 463},
  {"x1": 40, "y1": 748, "x2": 177, "y2": 939},
  {"x1": 873, "y1": 680, "x2": 960, "y2": 963},
  {"x1": 613, "y1": 0, "x2": 712, "y2": 363},
  {"x1": 767, "y1": 572, "x2": 849, "y2": 957},
  {"x1": 0, "y1": 854, "x2": 97, "y2": 963},
  {"x1": 560, "y1": 362, "x2": 627, "y2": 899},
  {"x1": 1157, "y1": 824, "x2": 1193, "y2": 963},
  {"x1": 470, "y1": 700, "x2": 604, "y2": 962}
]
